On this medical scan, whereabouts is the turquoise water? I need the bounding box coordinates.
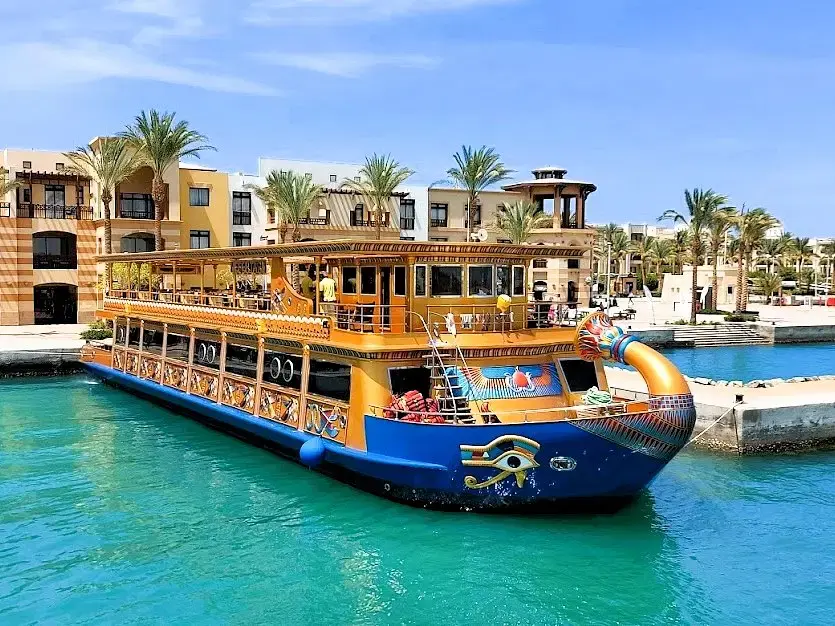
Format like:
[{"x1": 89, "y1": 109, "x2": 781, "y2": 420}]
[
  {"x1": 659, "y1": 343, "x2": 835, "y2": 382},
  {"x1": 1, "y1": 376, "x2": 834, "y2": 625}
]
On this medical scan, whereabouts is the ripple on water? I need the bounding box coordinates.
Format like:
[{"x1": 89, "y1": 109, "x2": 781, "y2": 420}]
[{"x1": 0, "y1": 376, "x2": 834, "y2": 624}]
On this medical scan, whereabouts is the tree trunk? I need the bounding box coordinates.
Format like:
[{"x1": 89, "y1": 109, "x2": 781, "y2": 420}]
[
  {"x1": 151, "y1": 175, "x2": 165, "y2": 251},
  {"x1": 467, "y1": 192, "x2": 477, "y2": 237},
  {"x1": 690, "y1": 248, "x2": 698, "y2": 324},
  {"x1": 291, "y1": 224, "x2": 301, "y2": 242},
  {"x1": 375, "y1": 202, "x2": 382, "y2": 241},
  {"x1": 279, "y1": 221, "x2": 288, "y2": 244},
  {"x1": 742, "y1": 252, "x2": 751, "y2": 310},
  {"x1": 102, "y1": 193, "x2": 113, "y2": 290},
  {"x1": 735, "y1": 251, "x2": 745, "y2": 312}
]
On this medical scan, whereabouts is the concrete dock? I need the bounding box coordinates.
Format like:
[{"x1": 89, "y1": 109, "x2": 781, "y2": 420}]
[
  {"x1": 0, "y1": 324, "x2": 88, "y2": 376},
  {"x1": 608, "y1": 366, "x2": 835, "y2": 453}
]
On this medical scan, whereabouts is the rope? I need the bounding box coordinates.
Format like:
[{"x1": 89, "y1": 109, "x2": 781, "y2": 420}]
[
  {"x1": 684, "y1": 402, "x2": 743, "y2": 448},
  {"x1": 582, "y1": 386, "x2": 612, "y2": 405}
]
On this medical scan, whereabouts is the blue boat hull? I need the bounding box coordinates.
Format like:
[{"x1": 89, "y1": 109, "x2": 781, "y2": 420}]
[{"x1": 84, "y1": 363, "x2": 677, "y2": 512}]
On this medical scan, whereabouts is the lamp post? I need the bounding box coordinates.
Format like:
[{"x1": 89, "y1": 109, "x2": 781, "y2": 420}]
[{"x1": 606, "y1": 241, "x2": 612, "y2": 314}]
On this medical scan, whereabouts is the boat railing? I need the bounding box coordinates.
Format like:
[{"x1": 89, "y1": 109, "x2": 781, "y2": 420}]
[
  {"x1": 329, "y1": 303, "x2": 408, "y2": 333},
  {"x1": 369, "y1": 398, "x2": 658, "y2": 424},
  {"x1": 109, "y1": 289, "x2": 274, "y2": 311},
  {"x1": 426, "y1": 303, "x2": 529, "y2": 332}
]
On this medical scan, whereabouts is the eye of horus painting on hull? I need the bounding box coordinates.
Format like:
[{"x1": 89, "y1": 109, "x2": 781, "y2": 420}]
[{"x1": 460, "y1": 435, "x2": 540, "y2": 489}]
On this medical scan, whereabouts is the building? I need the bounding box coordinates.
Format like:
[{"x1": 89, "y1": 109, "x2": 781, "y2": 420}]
[
  {"x1": 179, "y1": 163, "x2": 231, "y2": 250},
  {"x1": 1, "y1": 149, "x2": 97, "y2": 325}
]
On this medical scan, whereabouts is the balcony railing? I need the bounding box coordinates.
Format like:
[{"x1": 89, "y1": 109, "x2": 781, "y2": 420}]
[
  {"x1": 298, "y1": 216, "x2": 329, "y2": 225},
  {"x1": 430, "y1": 218, "x2": 448, "y2": 228},
  {"x1": 33, "y1": 254, "x2": 77, "y2": 270},
  {"x1": 350, "y1": 218, "x2": 390, "y2": 227},
  {"x1": 119, "y1": 207, "x2": 155, "y2": 220},
  {"x1": 0, "y1": 203, "x2": 10, "y2": 218},
  {"x1": 400, "y1": 218, "x2": 415, "y2": 230},
  {"x1": 17, "y1": 204, "x2": 94, "y2": 220}
]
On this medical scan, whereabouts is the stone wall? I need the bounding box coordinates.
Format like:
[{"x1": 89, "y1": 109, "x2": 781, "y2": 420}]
[{"x1": 755, "y1": 323, "x2": 835, "y2": 344}]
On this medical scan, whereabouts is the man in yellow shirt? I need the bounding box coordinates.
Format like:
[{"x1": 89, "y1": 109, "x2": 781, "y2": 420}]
[{"x1": 319, "y1": 271, "x2": 336, "y2": 314}]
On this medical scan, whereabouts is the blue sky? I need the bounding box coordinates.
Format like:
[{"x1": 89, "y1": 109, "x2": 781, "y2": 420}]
[{"x1": 3, "y1": 0, "x2": 834, "y2": 235}]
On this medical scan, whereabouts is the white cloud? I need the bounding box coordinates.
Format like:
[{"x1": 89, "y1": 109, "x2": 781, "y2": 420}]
[
  {"x1": 109, "y1": 0, "x2": 207, "y2": 45},
  {"x1": 247, "y1": 0, "x2": 519, "y2": 25},
  {"x1": 1, "y1": 39, "x2": 279, "y2": 96},
  {"x1": 255, "y1": 52, "x2": 437, "y2": 77}
]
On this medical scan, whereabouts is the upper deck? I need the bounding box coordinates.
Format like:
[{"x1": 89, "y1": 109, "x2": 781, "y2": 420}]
[{"x1": 96, "y1": 240, "x2": 588, "y2": 350}]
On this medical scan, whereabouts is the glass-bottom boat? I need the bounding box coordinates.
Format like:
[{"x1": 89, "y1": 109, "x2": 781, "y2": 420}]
[{"x1": 82, "y1": 241, "x2": 696, "y2": 512}]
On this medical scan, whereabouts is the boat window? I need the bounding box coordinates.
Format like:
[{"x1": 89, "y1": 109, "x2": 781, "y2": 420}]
[
  {"x1": 394, "y1": 266, "x2": 406, "y2": 296},
  {"x1": 496, "y1": 265, "x2": 510, "y2": 295},
  {"x1": 360, "y1": 267, "x2": 376, "y2": 295},
  {"x1": 194, "y1": 338, "x2": 221, "y2": 370},
  {"x1": 431, "y1": 265, "x2": 462, "y2": 297},
  {"x1": 114, "y1": 319, "x2": 126, "y2": 345},
  {"x1": 512, "y1": 265, "x2": 525, "y2": 296},
  {"x1": 128, "y1": 323, "x2": 141, "y2": 348},
  {"x1": 342, "y1": 266, "x2": 357, "y2": 294},
  {"x1": 165, "y1": 332, "x2": 190, "y2": 363},
  {"x1": 414, "y1": 265, "x2": 427, "y2": 297},
  {"x1": 225, "y1": 343, "x2": 258, "y2": 380},
  {"x1": 468, "y1": 265, "x2": 494, "y2": 296},
  {"x1": 560, "y1": 359, "x2": 598, "y2": 392},
  {"x1": 142, "y1": 327, "x2": 164, "y2": 355},
  {"x1": 308, "y1": 359, "x2": 351, "y2": 402},
  {"x1": 262, "y1": 350, "x2": 303, "y2": 389},
  {"x1": 389, "y1": 367, "x2": 431, "y2": 398}
]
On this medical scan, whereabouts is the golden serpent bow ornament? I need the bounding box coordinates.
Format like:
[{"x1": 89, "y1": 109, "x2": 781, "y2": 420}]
[{"x1": 460, "y1": 435, "x2": 540, "y2": 489}]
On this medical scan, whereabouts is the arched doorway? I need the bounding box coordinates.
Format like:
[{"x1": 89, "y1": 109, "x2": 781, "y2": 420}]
[
  {"x1": 121, "y1": 233, "x2": 155, "y2": 253},
  {"x1": 34, "y1": 284, "x2": 77, "y2": 324}
]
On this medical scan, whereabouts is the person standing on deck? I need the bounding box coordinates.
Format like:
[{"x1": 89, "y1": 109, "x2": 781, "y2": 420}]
[
  {"x1": 319, "y1": 271, "x2": 336, "y2": 316},
  {"x1": 301, "y1": 266, "x2": 316, "y2": 309}
]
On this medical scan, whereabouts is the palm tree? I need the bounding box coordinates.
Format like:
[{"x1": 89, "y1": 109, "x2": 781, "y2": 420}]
[
  {"x1": 609, "y1": 230, "x2": 631, "y2": 293},
  {"x1": 732, "y1": 207, "x2": 776, "y2": 312},
  {"x1": 121, "y1": 110, "x2": 214, "y2": 250},
  {"x1": 672, "y1": 230, "x2": 690, "y2": 275},
  {"x1": 275, "y1": 171, "x2": 323, "y2": 242},
  {"x1": 246, "y1": 170, "x2": 287, "y2": 242},
  {"x1": 343, "y1": 154, "x2": 413, "y2": 240},
  {"x1": 65, "y1": 138, "x2": 141, "y2": 256},
  {"x1": 494, "y1": 200, "x2": 551, "y2": 244},
  {"x1": 0, "y1": 167, "x2": 23, "y2": 204},
  {"x1": 447, "y1": 145, "x2": 513, "y2": 238},
  {"x1": 594, "y1": 223, "x2": 623, "y2": 277},
  {"x1": 756, "y1": 272, "x2": 782, "y2": 305},
  {"x1": 820, "y1": 242, "x2": 835, "y2": 291},
  {"x1": 759, "y1": 238, "x2": 787, "y2": 275},
  {"x1": 792, "y1": 236, "x2": 815, "y2": 274},
  {"x1": 650, "y1": 238, "x2": 674, "y2": 284},
  {"x1": 629, "y1": 235, "x2": 656, "y2": 288},
  {"x1": 660, "y1": 188, "x2": 729, "y2": 323},
  {"x1": 706, "y1": 207, "x2": 736, "y2": 310}
]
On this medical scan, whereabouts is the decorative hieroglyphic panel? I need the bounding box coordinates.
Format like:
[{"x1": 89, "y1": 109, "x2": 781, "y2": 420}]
[
  {"x1": 190, "y1": 369, "x2": 219, "y2": 401},
  {"x1": 140, "y1": 356, "x2": 162, "y2": 382},
  {"x1": 163, "y1": 362, "x2": 188, "y2": 391},
  {"x1": 304, "y1": 398, "x2": 348, "y2": 444},
  {"x1": 221, "y1": 377, "x2": 256, "y2": 413},
  {"x1": 112, "y1": 348, "x2": 125, "y2": 371},
  {"x1": 125, "y1": 351, "x2": 139, "y2": 375},
  {"x1": 258, "y1": 386, "x2": 300, "y2": 427}
]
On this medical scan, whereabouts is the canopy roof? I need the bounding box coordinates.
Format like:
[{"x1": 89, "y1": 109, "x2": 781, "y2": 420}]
[{"x1": 96, "y1": 239, "x2": 586, "y2": 264}]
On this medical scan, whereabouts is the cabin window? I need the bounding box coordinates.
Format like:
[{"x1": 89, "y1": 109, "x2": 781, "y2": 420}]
[
  {"x1": 468, "y1": 265, "x2": 494, "y2": 297},
  {"x1": 114, "y1": 319, "x2": 126, "y2": 345},
  {"x1": 414, "y1": 265, "x2": 427, "y2": 297},
  {"x1": 394, "y1": 266, "x2": 406, "y2": 296},
  {"x1": 560, "y1": 359, "x2": 598, "y2": 393},
  {"x1": 128, "y1": 323, "x2": 141, "y2": 348},
  {"x1": 194, "y1": 338, "x2": 221, "y2": 370},
  {"x1": 225, "y1": 343, "x2": 258, "y2": 380},
  {"x1": 342, "y1": 266, "x2": 358, "y2": 294},
  {"x1": 262, "y1": 350, "x2": 303, "y2": 389},
  {"x1": 496, "y1": 265, "x2": 510, "y2": 295},
  {"x1": 360, "y1": 267, "x2": 376, "y2": 295},
  {"x1": 142, "y1": 327, "x2": 164, "y2": 354},
  {"x1": 431, "y1": 265, "x2": 462, "y2": 297},
  {"x1": 389, "y1": 367, "x2": 431, "y2": 398},
  {"x1": 512, "y1": 265, "x2": 525, "y2": 296},
  {"x1": 308, "y1": 359, "x2": 351, "y2": 402},
  {"x1": 165, "y1": 332, "x2": 190, "y2": 363}
]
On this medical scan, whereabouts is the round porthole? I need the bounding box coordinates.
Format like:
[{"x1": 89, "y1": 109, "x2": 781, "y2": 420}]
[{"x1": 550, "y1": 456, "x2": 577, "y2": 471}]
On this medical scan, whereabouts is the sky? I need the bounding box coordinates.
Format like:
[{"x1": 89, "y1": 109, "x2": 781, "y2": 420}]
[{"x1": 2, "y1": 0, "x2": 835, "y2": 235}]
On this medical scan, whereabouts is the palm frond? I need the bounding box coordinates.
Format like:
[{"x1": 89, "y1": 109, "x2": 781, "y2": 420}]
[
  {"x1": 493, "y1": 200, "x2": 550, "y2": 244},
  {"x1": 120, "y1": 109, "x2": 214, "y2": 176},
  {"x1": 342, "y1": 154, "x2": 413, "y2": 239}
]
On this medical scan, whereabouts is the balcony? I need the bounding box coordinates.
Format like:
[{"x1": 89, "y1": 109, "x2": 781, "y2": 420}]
[
  {"x1": 17, "y1": 204, "x2": 94, "y2": 220},
  {"x1": 233, "y1": 211, "x2": 252, "y2": 226},
  {"x1": 33, "y1": 254, "x2": 77, "y2": 270},
  {"x1": 0, "y1": 203, "x2": 9, "y2": 218},
  {"x1": 298, "y1": 216, "x2": 330, "y2": 226},
  {"x1": 119, "y1": 207, "x2": 155, "y2": 220},
  {"x1": 430, "y1": 218, "x2": 448, "y2": 228},
  {"x1": 350, "y1": 217, "x2": 390, "y2": 228}
]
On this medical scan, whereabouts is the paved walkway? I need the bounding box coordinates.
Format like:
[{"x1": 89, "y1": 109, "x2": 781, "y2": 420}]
[{"x1": 0, "y1": 324, "x2": 88, "y2": 353}]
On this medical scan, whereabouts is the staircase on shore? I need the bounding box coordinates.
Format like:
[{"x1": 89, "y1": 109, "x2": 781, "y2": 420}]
[{"x1": 672, "y1": 323, "x2": 770, "y2": 347}]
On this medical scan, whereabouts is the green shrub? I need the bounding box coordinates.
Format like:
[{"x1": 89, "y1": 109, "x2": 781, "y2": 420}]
[
  {"x1": 724, "y1": 314, "x2": 757, "y2": 322},
  {"x1": 699, "y1": 309, "x2": 732, "y2": 315},
  {"x1": 644, "y1": 273, "x2": 659, "y2": 291},
  {"x1": 80, "y1": 320, "x2": 112, "y2": 341}
]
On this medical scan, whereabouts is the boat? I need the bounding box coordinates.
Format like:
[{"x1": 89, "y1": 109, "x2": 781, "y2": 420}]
[{"x1": 81, "y1": 240, "x2": 696, "y2": 512}]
